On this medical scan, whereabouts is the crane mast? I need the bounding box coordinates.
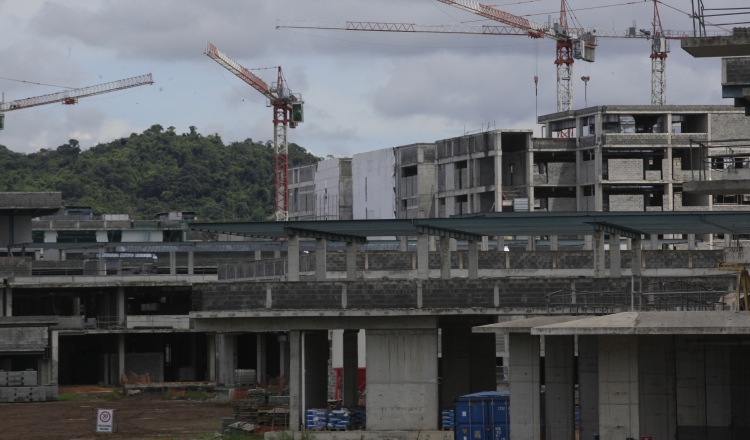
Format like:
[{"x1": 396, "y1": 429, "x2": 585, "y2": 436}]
[
  {"x1": 204, "y1": 42, "x2": 303, "y2": 221},
  {"x1": 650, "y1": 0, "x2": 668, "y2": 105}
]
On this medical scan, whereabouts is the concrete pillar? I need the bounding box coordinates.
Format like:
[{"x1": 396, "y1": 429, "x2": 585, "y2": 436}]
[
  {"x1": 315, "y1": 238, "x2": 326, "y2": 281},
  {"x1": 497, "y1": 236, "x2": 505, "y2": 251},
  {"x1": 280, "y1": 335, "x2": 290, "y2": 381},
  {"x1": 207, "y1": 334, "x2": 216, "y2": 382},
  {"x1": 638, "y1": 335, "x2": 677, "y2": 440},
  {"x1": 72, "y1": 296, "x2": 81, "y2": 316},
  {"x1": 467, "y1": 240, "x2": 478, "y2": 280},
  {"x1": 60, "y1": 249, "x2": 66, "y2": 261},
  {"x1": 480, "y1": 235, "x2": 489, "y2": 251},
  {"x1": 429, "y1": 235, "x2": 437, "y2": 252},
  {"x1": 217, "y1": 333, "x2": 237, "y2": 387},
  {"x1": 346, "y1": 242, "x2": 357, "y2": 281},
  {"x1": 289, "y1": 330, "x2": 302, "y2": 431},
  {"x1": 632, "y1": 239, "x2": 643, "y2": 276},
  {"x1": 509, "y1": 333, "x2": 541, "y2": 440},
  {"x1": 651, "y1": 234, "x2": 659, "y2": 250},
  {"x1": 256, "y1": 333, "x2": 267, "y2": 385},
  {"x1": 254, "y1": 250, "x2": 261, "y2": 261},
  {"x1": 287, "y1": 235, "x2": 300, "y2": 281},
  {"x1": 441, "y1": 319, "x2": 496, "y2": 409},
  {"x1": 578, "y1": 336, "x2": 599, "y2": 440},
  {"x1": 116, "y1": 286, "x2": 125, "y2": 328},
  {"x1": 550, "y1": 235, "x2": 558, "y2": 251},
  {"x1": 609, "y1": 233, "x2": 621, "y2": 278},
  {"x1": 440, "y1": 237, "x2": 451, "y2": 280},
  {"x1": 417, "y1": 233, "x2": 429, "y2": 280},
  {"x1": 676, "y1": 336, "x2": 706, "y2": 436},
  {"x1": 687, "y1": 233, "x2": 696, "y2": 250},
  {"x1": 724, "y1": 234, "x2": 732, "y2": 248},
  {"x1": 187, "y1": 251, "x2": 194, "y2": 275},
  {"x1": 3, "y1": 287, "x2": 12, "y2": 317},
  {"x1": 169, "y1": 251, "x2": 176, "y2": 275},
  {"x1": 304, "y1": 331, "x2": 329, "y2": 410},
  {"x1": 343, "y1": 329, "x2": 359, "y2": 406},
  {"x1": 598, "y1": 335, "x2": 639, "y2": 439},
  {"x1": 50, "y1": 330, "x2": 59, "y2": 385},
  {"x1": 366, "y1": 328, "x2": 439, "y2": 430},
  {"x1": 545, "y1": 336, "x2": 575, "y2": 440},
  {"x1": 400, "y1": 236, "x2": 408, "y2": 252},
  {"x1": 118, "y1": 334, "x2": 125, "y2": 385},
  {"x1": 584, "y1": 235, "x2": 593, "y2": 250},
  {"x1": 705, "y1": 344, "x2": 732, "y2": 431},
  {"x1": 593, "y1": 230, "x2": 605, "y2": 278}
]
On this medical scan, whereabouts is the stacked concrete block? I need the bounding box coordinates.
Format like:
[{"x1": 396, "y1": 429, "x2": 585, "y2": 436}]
[
  {"x1": 607, "y1": 159, "x2": 643, "y2": 181},
  {"x1": 546, "y1": 162, "x2": 576, "y2": 185},
  {"x1": 609, "y1": 194, "x2": 644, "y2": 211},
  {"x1": 645, "y1": 170, "x2": 662, "y2": 181},
  {"x1": 547, "y1": 198, "x2": 577, "y2": 212},
  {"x1": 0, "y1": 370, "x2": 52, "y2": 403}
]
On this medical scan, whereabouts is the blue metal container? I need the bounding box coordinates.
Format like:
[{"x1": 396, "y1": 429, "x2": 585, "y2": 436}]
[{"x1": 454, "y1": 391, "x2": 510, "y2": 440}]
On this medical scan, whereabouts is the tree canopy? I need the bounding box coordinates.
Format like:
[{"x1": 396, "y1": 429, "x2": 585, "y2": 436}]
[{"x1": 0, "y1": 124, "x2": 320, "y2": 221}]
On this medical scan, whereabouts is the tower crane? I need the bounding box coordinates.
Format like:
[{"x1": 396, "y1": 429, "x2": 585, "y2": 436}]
[
  {"x1": 0, "y1": 73, "x2": 154, "y2": 130},
  {"x1": 204, "y1": 41, "x2": 304, "y2": 221}
]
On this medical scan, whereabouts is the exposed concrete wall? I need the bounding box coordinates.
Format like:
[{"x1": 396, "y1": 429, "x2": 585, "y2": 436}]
[
  {"x1": 638, "y1": 335, "x2": 677, "y2": 440},
  {"x1": 508, "y1": 333, "x2": 540, "y2": 440},
  {"x1": 352, "y1": 148, "x2": 396, "y2": 224},
  {"x1": 607, "y1": 159, "x2": 643, "y2": 181},
  {"x1": 578, "y1": 336, "x2": 599, "y2": 440},
  {"x1": 609, "y1": 194, "x2": 644, "y2": 211},
  {"x1": 544, "y1": 335, "x2": 575, "y2": 440},
  {"x1": 366, "y1": 328, "x2": 438, "y2": 430},
  {"x1": 598, "y1": 335, "x2": 639, "y2": 439},
  {"x1": 676, "y1": 336, "x2": 707, "y2": 438},
  {"x1": 0, "y1": 326, "x2": 47, "y2": 351}
]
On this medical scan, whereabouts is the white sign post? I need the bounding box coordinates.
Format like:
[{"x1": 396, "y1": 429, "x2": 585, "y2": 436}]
[{"x1": 96, "y1": 409, "x2": 114, "y2": 433}]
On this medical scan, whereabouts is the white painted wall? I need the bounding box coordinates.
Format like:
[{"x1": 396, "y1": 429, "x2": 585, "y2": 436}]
[{"x1": 352, "y1": 148, "x2": 396, "y2": 221}]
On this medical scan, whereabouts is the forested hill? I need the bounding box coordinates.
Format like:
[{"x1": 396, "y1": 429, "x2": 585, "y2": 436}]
[{"x1": 0, "y1": 124, "x2": 320, "y2": 221}]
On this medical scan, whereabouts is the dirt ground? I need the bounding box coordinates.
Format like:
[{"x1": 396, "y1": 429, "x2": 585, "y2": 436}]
[{"x1": 0, "y1": 388, "x2": 235, "y2": 440}]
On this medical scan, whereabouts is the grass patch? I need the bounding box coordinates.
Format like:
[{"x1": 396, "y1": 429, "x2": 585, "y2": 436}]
[
  {"x1": 58, "y1": 390, "x2": 120, "y2": 402},
  {"x1": 167, "y1": 389, "x2": 210, "y2": 400}
]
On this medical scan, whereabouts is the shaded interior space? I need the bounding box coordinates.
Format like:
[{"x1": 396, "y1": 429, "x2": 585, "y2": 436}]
[
  {"x1": 127, "y1": 286, "x2": 192, "y2": 316},
  {"x1": 602, "y1": 185, "x2": 664, "y2": 212},
  {"x1": 549, "y1": 118, "x2": 577, "y2": 137},
  {"x1": 583, "y1": 113, "x2": 708, "y2": 134},
  {"x1": 236, "y1": 333, "x2": 281, "y2": 383},
  {"x1": 533, "y1": 151, "x2": 576, "y2": 185},
  {"x1": 58, "y1": 332, "x2": 209, "y2": 385},
  {"x1": 535, "y1": 186, "x2": 577, "y2": 212},
  {"x1": 0, "y1": 354, "x2": 43, "y2": 372}
]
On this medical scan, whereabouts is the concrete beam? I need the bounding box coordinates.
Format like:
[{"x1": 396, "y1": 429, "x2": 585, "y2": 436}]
[
  {"x1": 194, "y1": 315, "x2": 439, "y2": 333},
  {"x1": 682, "y1": 35, "x2": 750, "y2": 58}
]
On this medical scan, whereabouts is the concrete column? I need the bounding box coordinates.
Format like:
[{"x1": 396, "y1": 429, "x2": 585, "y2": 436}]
[
  {"x1": 687, "y1": 233, "x2": 696, "y2": 250},
  {"x1": 509, "y1": 333, "x2": 541, "y2": 440},
  {"x1": 417, "y1": 233, "x2": 429, "y2": 280},
  {"x1": 676, "y1": 336, "x2": 706, "y2": 436},
  {"x1": 545, "y1": 336, "x2": 575, "y2": 440},
  {"x1": 598, "y1": 335, "x2": 639, "y2": 439},
  {"x1": 578, "y1": 336, "x2": 599, "y2": 440},
  {"x1": 287, "y1": 235, "x2": 300, "y2": 281},
  {"x1": 725, "y1": 234, "x2": 732, "y2": 248},
  {"x1": 632, "y1": 239, "x2": 643, "y2": 276},
  {"x1": 441, "y1": 319, "x2": 496, "y2": 409},
  {"x1": 289, "y1": 330, "x2": 302, "y2": 431},
  {"x1": 467, "y1": 240, "x2": 478, "y2": 280},
  {"x1": 72, "y1": 296, "x2": 81, "y2": 316},
  {"x1": 705, "y1": 344, "x2": 732, "y2": 431},
  {"x1": 593, "y1": 230, "x2": 605, "y2": 278},
  {"x1": 609, "y1": 233, "x2": 621, "y2": 278},
  {"x1": 254, "y1": 250, "x2": 262, "y2": 261},
  {"x1": 638, "y1": 335, "x2": 677, "y2": 439},
  {"x1": 187, "y1": 251, "x2": 194, "y2": 275},
  {"x1": 584, "y1": 235, "x2": 592, "y2": 250},
  {"x1": 400, "y1": 236, "x2": 408, "y2": 252},
  {"x1": 651, "y1": 234, "x2": 659, "y2": 250},
  {"x1": 256, "y1": 333, "x2": 267, "y2": 385},
  {"x1": 366, "y1": 328, "x2": 439, "y2": 430},
  {"x1": 480, "y1": 235, "x2": 489, "y2": 251},
  {"x1": 116, "y1": 286, "x2": 125, "y2": 328},
  {"x1": 497, "y1": 236, "x2": 505, "y2": 251},
  {"x1": 50, "y1": 330, "x2": 59, "y2": 385},
  {"x1": 169, "y1": 251, "x2": 176, "y2": 275},
  {"x1": 118, "y1": 334, "x2": 125, "y2": 385},
  {"x1": 207, "y1": 334, "x2": 216, "y2": 381},
  {"x1": 343, "y1": 329, "x2": 359, "y2": 406},
  {"x1": 550, "y1": 235, "x2": 558, "y2": 251},
  {"x1": 429, "y1": 235, "x2": 437, "y2": 252},
  {"x1": 304, "y1": 331, "x2": 329, "y2": 410},
  {"x1": 440, "y1": 237, "x2": 451, "y2": 280},
  {"x1": 60, "y1": 249, "x2": 66, "y2": 261},
  {"x1": 217, "y1": 333, "x2": 237, "y2": 387},
  {"x1": 346, "y1": 242, "x2": 357, "y2": 281},
  {"x1": 3, "y1": 287, "x2": 12, "y2": 317},
  {"x1": 280, "y1": 336, "x2": 290, "y2": 381},
  {"x1": 315, "y1": 238, "x2": 327, "y2": 281}
]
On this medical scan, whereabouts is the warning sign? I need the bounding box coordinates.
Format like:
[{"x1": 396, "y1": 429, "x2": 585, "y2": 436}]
[{"x1": 96, "y1": 409, "x2": 114, "y2": 433}]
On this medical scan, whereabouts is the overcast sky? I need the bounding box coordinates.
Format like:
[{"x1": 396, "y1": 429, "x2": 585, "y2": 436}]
[{"x1": 0, "y1": 0, "x2": 742, "y2": 157}]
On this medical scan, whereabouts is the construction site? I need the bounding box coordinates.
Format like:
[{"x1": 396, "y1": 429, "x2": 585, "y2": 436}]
[{"x1": 2, "y1": 1, "x2": 750, "y2": 440}]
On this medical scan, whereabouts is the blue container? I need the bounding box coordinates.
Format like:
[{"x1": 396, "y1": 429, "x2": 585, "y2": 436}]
[
  {"x1": 454, "y1": 392, "x2": 510, "y2": 440},
  {"x1": 455, "y1": 424, "x2": 508, "y2": 440}
]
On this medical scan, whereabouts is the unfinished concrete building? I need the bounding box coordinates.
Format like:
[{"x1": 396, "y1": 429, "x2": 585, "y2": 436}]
[
  {"x1": 395, "y1": 143, "x2": 436, "y2": 219},
  {"x1": 288, "y1": 157, "x2": 353, "y2": 221},
  {"x1": 436, "y1": 130, "x2": 506, "y2": 216}
]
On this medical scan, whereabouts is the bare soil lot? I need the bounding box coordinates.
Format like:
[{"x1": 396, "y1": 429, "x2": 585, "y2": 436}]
[{"x1": 0, "y1": 388, "x2": 234, "y2": 440}]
